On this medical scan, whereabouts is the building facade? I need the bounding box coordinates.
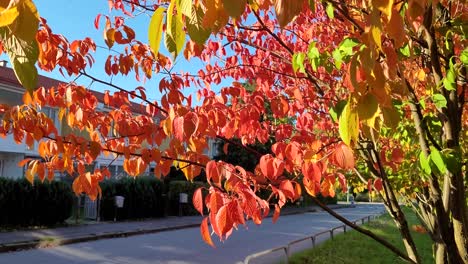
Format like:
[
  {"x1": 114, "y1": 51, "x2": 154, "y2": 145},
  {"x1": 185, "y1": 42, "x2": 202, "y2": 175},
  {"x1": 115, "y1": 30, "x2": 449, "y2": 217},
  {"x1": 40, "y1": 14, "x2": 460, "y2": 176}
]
[{"x1": 0, "y1": 65, "x2": 220, "y2": 179}]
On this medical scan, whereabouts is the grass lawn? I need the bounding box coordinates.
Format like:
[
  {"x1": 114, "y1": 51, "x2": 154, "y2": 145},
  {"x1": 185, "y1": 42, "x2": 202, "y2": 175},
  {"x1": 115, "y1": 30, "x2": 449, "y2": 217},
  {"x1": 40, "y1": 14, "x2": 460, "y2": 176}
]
[{"x1": 288, "y1": 208, "x2": 434, "y2": 264}]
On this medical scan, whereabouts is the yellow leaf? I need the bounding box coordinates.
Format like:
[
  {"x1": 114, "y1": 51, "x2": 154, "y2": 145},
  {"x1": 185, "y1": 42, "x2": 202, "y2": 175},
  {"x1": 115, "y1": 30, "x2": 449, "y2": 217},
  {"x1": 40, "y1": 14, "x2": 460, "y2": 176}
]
[
  {"x1": 370, "y1": 25, "x2": 382, "y2": 51},
  {"x1": 381, "y1": 105, "x2": 400, "y2": 129},
  {"x1": 148, "y1": 7, "x2": 166, "y2": 55},
  {"x1": 274, "y1": 0, "x2": 303, "y2": 28},
  {"x1": 372, "y1": 0, "x2": 394, "y2": 20},
  {"x1": 222, "y1": 0, "x2": 246, "y2": 18},
  {"x1": 178, "y1": 0, "x2": 192, "y2": 17},
  {"x1": 0, "y1": 5, "x2": 19, "y2": 27},
  {"x1": 104, "y1": 28, "x2": 115, "y2": 48},
  {"x1": 339, "y1": 100, "x2": 359, "y2": 147},
  {"x1": 0, "y1": 27, "x2": 38, "y2": 93},
  {"x1": 357, "y1": 93, "x2": 379, "y2": 121},
  {"x1": 9, "y1": 0, "x2": 40, "y2": 42},
  {"x1": 386, "y1": 10, "x2": 405, "y2": 48}
]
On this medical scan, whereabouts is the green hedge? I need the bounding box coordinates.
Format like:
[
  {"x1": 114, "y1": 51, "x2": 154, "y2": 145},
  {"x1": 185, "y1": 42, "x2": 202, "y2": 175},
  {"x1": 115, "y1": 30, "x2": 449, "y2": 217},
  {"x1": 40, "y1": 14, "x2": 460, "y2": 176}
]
[
  {"x1": 167, "y1": 181, "x2": 207, "y2": 216},
  {"x1": 0, "y1": 178, "x2": 74, "y2": 226},
  {"x1": 99, "y1": 177, "x2": 165, "y2": 220}
]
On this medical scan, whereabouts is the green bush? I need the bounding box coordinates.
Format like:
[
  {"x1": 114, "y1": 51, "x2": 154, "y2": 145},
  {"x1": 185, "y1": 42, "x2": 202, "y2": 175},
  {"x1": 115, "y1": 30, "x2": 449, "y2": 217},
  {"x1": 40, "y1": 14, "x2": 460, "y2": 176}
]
[
  {"x1": 99, "y1": 177, "x2": 165, "y2": 221},
  {"x1": 167, "y1": 181, "x2": 207, "y2": 216},
  {"x1": 0, "y1": 178, "x2": 74, "y2": 226}
]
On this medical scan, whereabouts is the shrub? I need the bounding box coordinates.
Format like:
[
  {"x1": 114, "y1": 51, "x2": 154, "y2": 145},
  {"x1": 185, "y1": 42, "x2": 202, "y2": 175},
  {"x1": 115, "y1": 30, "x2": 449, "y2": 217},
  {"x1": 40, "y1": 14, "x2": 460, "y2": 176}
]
[
  {"x1": 167, "y1": 181, "x2": 207, "y2": 216},
  {"x1": 99, "y1": 177, "x2": 165, "y2": 221},
  {"x1": 0, "y1": 178, "x2": 74, "y2": 226}
]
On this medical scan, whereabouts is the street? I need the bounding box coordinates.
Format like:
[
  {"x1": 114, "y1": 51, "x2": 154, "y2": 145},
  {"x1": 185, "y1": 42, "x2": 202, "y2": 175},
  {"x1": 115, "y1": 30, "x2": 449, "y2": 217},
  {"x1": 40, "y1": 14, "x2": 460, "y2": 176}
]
[{"x1": 0, "y1": 204, "x2": 384, "y2": 264}]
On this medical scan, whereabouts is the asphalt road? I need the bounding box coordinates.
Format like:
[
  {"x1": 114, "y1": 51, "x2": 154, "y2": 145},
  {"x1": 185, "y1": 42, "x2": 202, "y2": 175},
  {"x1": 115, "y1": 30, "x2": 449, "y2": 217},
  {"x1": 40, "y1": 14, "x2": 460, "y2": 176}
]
[{"x1": 0, "y1": 204, "x2": 384, "y2": 264}]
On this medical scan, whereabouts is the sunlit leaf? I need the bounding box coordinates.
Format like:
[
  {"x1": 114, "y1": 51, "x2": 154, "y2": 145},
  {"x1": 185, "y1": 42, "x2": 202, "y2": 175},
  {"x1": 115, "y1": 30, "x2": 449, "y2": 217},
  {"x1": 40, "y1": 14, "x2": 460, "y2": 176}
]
[
  {"x1": 148, "y1": 7, "x2": 166, "y2": 55},
  {"x1": 339, "y1": 100, "x2": 359, "y2": 146}
]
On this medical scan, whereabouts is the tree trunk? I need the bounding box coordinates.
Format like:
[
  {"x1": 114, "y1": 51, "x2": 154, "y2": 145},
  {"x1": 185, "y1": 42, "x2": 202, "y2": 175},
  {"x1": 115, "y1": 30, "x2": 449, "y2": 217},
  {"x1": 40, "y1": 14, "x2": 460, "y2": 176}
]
[{"x1": 450, "y1": 171, "x2": 468, "y2": 264}]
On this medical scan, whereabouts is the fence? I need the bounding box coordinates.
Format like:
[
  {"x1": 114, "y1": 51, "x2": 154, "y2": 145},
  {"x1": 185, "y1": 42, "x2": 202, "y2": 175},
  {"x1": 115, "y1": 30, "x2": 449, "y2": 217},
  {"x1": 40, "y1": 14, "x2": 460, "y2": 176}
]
[{"x1": 243, "y1": 213, "x2": 384, "y2": 264}]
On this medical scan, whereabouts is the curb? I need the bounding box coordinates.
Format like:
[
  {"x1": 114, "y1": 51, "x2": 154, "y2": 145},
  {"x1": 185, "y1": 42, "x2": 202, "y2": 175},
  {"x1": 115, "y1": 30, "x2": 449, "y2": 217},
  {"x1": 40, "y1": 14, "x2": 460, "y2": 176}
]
[{"x1": 0, "y1": 204, "x2": 351, "y2": 253}]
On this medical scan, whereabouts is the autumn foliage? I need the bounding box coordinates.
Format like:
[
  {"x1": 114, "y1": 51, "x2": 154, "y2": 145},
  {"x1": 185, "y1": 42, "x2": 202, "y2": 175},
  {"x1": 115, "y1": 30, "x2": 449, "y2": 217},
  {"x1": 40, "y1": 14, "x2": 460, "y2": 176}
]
[{"x1": 0, "y1": 0, "x2": 467, "y2": 263}]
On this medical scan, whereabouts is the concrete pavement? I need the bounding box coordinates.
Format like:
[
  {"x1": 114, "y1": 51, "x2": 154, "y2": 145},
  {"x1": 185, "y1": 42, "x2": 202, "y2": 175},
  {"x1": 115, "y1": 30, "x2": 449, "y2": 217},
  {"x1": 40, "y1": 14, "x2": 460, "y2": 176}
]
[
  {"x1": 0, "y1": 204, "x2": 385, "y2": 264},
  {"x1": 0, "y1": 204, "x2": 351, "y2": 253}
]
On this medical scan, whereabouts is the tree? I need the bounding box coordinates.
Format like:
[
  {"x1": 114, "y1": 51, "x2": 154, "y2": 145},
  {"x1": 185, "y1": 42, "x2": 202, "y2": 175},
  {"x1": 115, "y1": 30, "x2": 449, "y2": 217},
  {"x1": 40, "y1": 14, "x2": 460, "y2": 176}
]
[{"x1": 0, "y1": 1, "x2": 466, "y2": 263}]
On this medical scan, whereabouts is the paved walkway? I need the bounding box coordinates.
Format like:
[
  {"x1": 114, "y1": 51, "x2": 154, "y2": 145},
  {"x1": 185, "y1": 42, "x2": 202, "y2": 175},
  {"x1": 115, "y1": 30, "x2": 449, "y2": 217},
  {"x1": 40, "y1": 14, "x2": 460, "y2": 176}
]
[{"x1": 0, "y1": 204, "x2": 349, "y2": 253}]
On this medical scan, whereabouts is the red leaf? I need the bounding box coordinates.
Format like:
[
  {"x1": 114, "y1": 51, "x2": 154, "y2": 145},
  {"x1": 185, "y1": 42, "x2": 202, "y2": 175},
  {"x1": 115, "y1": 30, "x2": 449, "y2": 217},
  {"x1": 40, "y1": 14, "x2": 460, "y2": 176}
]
[
  {"x1": 392, "y1": 148, "x2": 404, "y2": 164},
  {"x1": 193, "y1": 188, "x2": 204, "y2": 215},
  {"x1": 301, "y1": 161, "x2": 322, "y2": 183},
  {"x1": 368, "y1": 179, "x2": 373, "y2": 193},
  {"x1": 94, "y1": 14, "x2": 102, "y2": 29},
  {"x1": 337, "y1": 173, "x2": 347, "y2": 193},
  {"x1": 200, "y1": 217, "x2": 215, "y2": 247},
  {"x1": 173, "y1": 116, "x2": 184, "y2": 141},
  {"x1": 374, "y1": 178, "x2": 383, "y2": 192},
  {"x1": 259, "y1": 154, "x2": 284, "y2": 180},
  {"x1": 223, "y1": 143, "x2": 229, "y2": 155},
  {"x1": 285, "y1": 141, "x2": 302, "y2": 165},
  {"x1": 273, "y1": 205, "x2": 280, "y2": 223},
  {"x1": 206, "y1": 160, "x2": 221, "y2": 186}
]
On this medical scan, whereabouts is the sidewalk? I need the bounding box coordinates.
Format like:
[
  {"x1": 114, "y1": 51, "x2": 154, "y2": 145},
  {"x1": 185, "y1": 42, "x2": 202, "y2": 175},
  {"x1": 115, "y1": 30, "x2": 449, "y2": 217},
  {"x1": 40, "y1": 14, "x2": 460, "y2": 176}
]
[{"x1": 0, "y1": 204, "x2": 349, "y2": 253}]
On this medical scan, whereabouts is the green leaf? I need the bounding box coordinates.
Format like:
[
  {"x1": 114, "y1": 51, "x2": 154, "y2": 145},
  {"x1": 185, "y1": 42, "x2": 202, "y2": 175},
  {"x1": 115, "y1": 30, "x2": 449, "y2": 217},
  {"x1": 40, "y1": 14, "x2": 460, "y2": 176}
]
[
  {"x1": 432, "y1": 94, "x2": 447, "y2": 109},
  {"x1": 326, "y1": 3, "x2": 334, "y2": 19},
  {"x1": 165, "y1": 0, "x2": 185, "y2": 59},
  {"x1": 461, "y1": 48, "x2": 468, "y2": 65},
  {"x1": 399, "y1": 43, "x2": 410, "y2": 57},
  {"x1": 442, "y1": 149, "x2": 461, "y2": 175},
  {"x1": 307, "y1": 42, "x2": 320, "y2": 71},
  {"x1": 329, "y1": 100, "x2": 347, "y2": 122},
  {"x1": 339, "y1": 100, "x2": 359, "y2": 146},
  {"x1": 186, "y1": 5, "x2": 211, "y2": 44},
  {"x1": 222, "y1": 0, "x2": 246, "y2": 18},
  {"x1": 148, "y1": 7, "x2": 166, "y2": 56},
  {"x1": 443, "y1": 64, "x2": 456, "y2": 91},
  {"x1": 292, "y1": 52, "x2": 306, "y2": 73},
  {"x1": 0, "y1": 27, "x2": 39, "y2": 94},
  {"x1": 430, "y1": 146, "x2": 447, "y2": 174},
  {"x1": 308, "y1": 0, "x2": 316, "y2": 12},
  {"x1": 332, "y1": 49, "x2": 343, "y2": 69},
  {"x1": 419, "y1": 98, "x2": 426, "y2": 110},
  {"x1": 338, "y1": 38, "x2": 359, "y2": 51},
  {"x1": 419, "y1": 151, "x2": 431, "y2": 175}
]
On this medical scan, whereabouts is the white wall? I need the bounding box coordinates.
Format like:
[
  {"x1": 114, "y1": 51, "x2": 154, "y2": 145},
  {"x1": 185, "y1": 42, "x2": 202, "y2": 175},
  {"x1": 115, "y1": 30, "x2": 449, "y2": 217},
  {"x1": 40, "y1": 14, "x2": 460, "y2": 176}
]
[{"x1": 0, "y1": 153, "x2": 25, "y2": 178}]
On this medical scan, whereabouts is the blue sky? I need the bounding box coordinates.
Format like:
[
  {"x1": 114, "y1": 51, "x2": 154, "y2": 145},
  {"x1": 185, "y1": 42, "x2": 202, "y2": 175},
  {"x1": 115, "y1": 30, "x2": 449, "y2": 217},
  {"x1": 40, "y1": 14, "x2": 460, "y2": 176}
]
[{"x1": 3, "y1": 0, "x2": 216, "y2": 105}]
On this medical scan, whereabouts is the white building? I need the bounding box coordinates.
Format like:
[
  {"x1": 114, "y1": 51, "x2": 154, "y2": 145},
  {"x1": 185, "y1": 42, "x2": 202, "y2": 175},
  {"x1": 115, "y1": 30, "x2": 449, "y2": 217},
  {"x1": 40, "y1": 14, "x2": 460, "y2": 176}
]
[{"x1": 0, "y1": 64, "x2": 220, "y2": 179}]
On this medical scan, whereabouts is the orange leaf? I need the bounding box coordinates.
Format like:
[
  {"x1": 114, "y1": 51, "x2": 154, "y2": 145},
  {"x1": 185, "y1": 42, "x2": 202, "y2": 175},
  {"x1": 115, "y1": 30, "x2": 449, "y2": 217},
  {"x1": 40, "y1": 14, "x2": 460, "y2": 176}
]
[
  {"x1": 274, "y1": 0, "x2": 303, "y2": 27},
  {"x1": 206, "y1": 160, "x2": 222, "y2": 186},
  {"x1": 333, "y1": 142, "x2": 355, "y2": 170},
  {"x1": 215, "y1": 204, "x2": 232, "y2": 236},
  {"x1": 273, "y1": 204, "x2": 280, "y2": 223},
  {"x1": 259, "y1": 154, "x2": 284, "y2": 181},
  {"x1": 201, "y1": 217, "x2": 215, "y2": 247},
  {"x1": 303, "y1": 176, "x2": 318, "y2": 197},
  {"x1": 279, "y1": 180, "x2": 295, "y2": 200},
  {"x1": 18, "y1": 158, "x2": 32, "y2": 167},
  {"x1": 301, "y1": 161, "x2": 321, "y2": 183},
  {"x1": 337, "y1": 173, "x2": 347, "y2": 193},
  {"x1": 193, "y1": 187, "x2": 204, "y2": 215}
]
